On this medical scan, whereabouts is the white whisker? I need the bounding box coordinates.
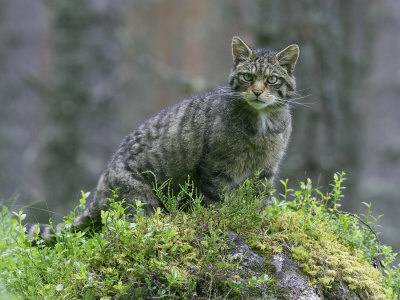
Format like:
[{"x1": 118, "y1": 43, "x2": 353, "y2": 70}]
[
  {"x1": 293, "y1": 87, "x2": 312, "y2": 94},
  {"x1": 275, "y1": 93, "x2": 313, "y2": 108}
]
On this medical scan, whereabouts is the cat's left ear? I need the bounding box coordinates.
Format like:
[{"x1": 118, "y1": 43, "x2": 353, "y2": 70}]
[
  {"x1": 232, "y1": 36, "x2": 252, "y2": 65},
  {"x1": 276, "y1": 44, "x2": 299, "y2": 75}
]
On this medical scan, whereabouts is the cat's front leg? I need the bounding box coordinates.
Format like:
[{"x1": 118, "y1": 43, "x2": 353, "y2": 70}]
[{"x1": 197, "y1": 169, "x2": 233, "y2": 207}]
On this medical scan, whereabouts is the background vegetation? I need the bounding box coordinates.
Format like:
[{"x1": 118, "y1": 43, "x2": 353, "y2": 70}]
[{"x1": 0, "y1": 1, "x2": 399, "y2": 254}]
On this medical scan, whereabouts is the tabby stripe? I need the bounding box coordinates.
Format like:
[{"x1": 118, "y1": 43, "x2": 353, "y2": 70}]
[
  {"x1": 211, "y1": 171, "x2": 233, "y2": 183},
  {"x1": 40, "y1": 225, "x2": 52, "y2": 238},
  {"x1": 27, "y1": 224, "x2": 38, "y2": 237},
  {"x1": 177, "y1": 100, "x2": 190, "y2": 146},
  {"x1": 286, "y1": 82, "x2": 294, "y2": 92}
]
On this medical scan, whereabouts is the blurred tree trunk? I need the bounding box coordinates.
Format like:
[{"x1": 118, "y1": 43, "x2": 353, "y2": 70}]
[
  {"x1": 0, "y1": 0, "x2": 48, "y2": 203},
  {"x1": 31, "y1": 1, "x2": 124, "y2": 220}
]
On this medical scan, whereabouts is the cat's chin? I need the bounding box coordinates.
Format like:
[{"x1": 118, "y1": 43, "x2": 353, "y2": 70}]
[
  {"x1": 247, "y1": 100, "x2": 269, "y2": 110},
  {"x1": 245, "y1": 97, "x2": 276, "y2": 110}
]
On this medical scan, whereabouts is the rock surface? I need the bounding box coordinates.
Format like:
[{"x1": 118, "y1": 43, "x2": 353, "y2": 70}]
[
  {"x1": 227, "y1": 232, "x2": 362, "y2": 300},
  {"x1": 271, "y1": 253, "x2": 321, "y2": 300}
]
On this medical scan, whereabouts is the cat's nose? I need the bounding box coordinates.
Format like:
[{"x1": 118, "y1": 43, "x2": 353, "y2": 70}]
[{"x1": 252, "y1": 88, "x2": 263, "y2": 97}]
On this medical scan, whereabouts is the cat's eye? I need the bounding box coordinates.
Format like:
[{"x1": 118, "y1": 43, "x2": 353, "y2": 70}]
[
  {"x1": 242, "y1": 73, "x2": 254, "y2": 81},
  {"x1": 266, "y1": 76, "x2": 278, "y2": 84}
]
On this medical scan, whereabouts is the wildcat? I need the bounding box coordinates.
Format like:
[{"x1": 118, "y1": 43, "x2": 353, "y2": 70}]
[{"x1": 26, "y1": 36, "x2": 299, "y2": 240}]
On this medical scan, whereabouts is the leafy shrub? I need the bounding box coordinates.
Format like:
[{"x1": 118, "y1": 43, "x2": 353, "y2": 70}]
[{"x1": 0, "y1": 172, "x2": 399, "y2": 299}]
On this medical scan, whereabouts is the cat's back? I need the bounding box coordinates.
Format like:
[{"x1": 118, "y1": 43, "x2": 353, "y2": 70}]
[{"x1": 109, "y1": 88, "x2": 232, "y2": 181}]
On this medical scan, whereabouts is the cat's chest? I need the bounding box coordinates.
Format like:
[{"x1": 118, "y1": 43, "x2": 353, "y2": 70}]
[
  {"x1": 222, "y1": 111, "x2": 289, "y2": 148},
  {"x1": 228, "y1": 113, "x2": 288, "y2": 163},
  {"x1": 224, "y1": 123, "x2": 284, "y2": 162},
  {"x1": 256, "y1": 112, "x2": 287, "y2": 136},
  {"x1": 257, "y1": 113, "x2": 272, "y2": 135}
]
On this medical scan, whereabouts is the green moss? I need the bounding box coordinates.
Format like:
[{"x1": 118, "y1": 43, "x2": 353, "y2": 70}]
[
  {"x1": 251, "y1": 210, "x2": 386, "y2": 298},
  {"x1": 0, "y1": 172, "x2": 398, "y2": 299}
]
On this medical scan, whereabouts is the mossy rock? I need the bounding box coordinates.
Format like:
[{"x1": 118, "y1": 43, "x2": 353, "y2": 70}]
[
  {"x1": 0, "y1": 173, "x2": 397, "y2": 299},
  {"x1": 224, "y1": 232, "x2": 376, "y2": 300}
]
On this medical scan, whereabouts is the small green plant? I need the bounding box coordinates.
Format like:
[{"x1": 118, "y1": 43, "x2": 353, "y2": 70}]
[
  {"x1": 0, "y1": 172, "x2": 399, "y2": 299},
  {"x1": 148, "y1": 171, "x2": 204, "y2": 214}
]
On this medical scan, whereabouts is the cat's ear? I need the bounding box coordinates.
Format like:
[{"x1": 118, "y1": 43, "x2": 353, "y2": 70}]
[
  {"x1": 232, "y1": 36, "x2": 252, "y2": 65},
  {"x1": 276, "y1": 44, "x2": 299, "y2": 75}
]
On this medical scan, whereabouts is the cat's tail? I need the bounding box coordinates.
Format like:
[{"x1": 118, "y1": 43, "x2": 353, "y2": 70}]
[
  {"x1": 25, "y1": 210, "x2": 99, "y2": 244},
  {"x1": 25, "y1": 223, "x2": 62, "y2": 243},
  {"x1": 24, "y1": 191, "x2": 100, "y2": 243}
]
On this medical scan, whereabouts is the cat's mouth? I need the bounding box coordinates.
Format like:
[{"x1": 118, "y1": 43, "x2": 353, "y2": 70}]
[
  {"x1": 251, "y1": 95, "x2": 274, "y2": 104},
  {"x1": 241, "y1": 92, "x2": 276, "y2": 109},
  {"x1": 246, "y1": 98, "x2": 270, "y2": 109},
  {"x1": 246, "y1": 95, "x2": 280, "y2": 110}
]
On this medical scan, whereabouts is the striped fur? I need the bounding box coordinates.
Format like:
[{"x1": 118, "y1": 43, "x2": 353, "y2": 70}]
[{"x1": 26, "y1": 36, "x2": 299, "y2": 241}]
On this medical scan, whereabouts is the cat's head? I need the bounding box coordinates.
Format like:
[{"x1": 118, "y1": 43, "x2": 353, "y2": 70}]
[{"x1": 229, "y1": 36, "x2": 299, "y2": 110}]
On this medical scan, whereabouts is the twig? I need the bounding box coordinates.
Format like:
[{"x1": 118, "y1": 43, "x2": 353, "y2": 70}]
[{"x1": 335, "y1": 209, "x2": 383, "y2": 267}]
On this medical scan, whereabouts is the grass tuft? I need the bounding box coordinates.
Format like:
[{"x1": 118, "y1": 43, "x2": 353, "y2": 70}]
[{"x1": 0, "y1": 172, "x2": 399, "y2": 299}]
